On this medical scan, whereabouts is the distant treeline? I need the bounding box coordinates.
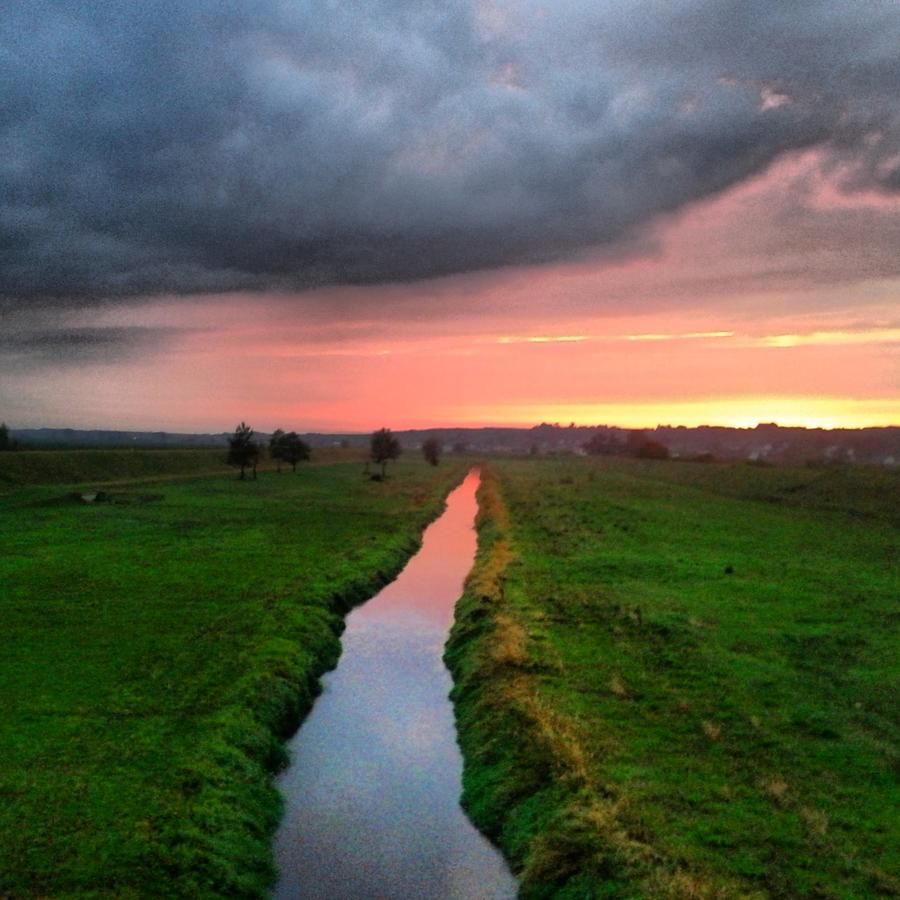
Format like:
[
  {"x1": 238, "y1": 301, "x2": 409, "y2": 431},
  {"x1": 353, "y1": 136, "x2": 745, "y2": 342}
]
[
  {"x1": 3, "y1": 427, "x2": 229, "y2": 451},
  {"x1": 4, "y1": 422, "x2": 899, "y2": 465},
  {"x1": 570, "y1": 422, "x2": 900, "y2": 466}
]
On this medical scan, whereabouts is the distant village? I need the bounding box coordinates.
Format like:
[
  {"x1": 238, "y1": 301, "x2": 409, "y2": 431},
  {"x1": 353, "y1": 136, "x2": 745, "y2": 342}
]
[{"x1": 9, "y1": 422, "x2": 900, "y2": 466}]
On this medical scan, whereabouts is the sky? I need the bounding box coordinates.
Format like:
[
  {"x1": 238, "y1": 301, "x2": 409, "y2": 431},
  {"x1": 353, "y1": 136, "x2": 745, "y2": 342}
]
[{"x1": 2, "y1": 0, "x2": 899, "y2": 432}]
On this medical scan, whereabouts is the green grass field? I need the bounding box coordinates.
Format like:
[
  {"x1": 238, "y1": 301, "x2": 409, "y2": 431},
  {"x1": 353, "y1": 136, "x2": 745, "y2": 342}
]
[
  {"x1": 0, "y1": 451, "x2": 464, "y2": 898},
  {"x1": 0, "y1": 448, "x2": 230, "y2": 487},
  {"x1": 447, "y1": 458, "x2": 899, "y2": 898},
  {"x1": 0, "y1": 446, "x2": 364, "y2": 487}
]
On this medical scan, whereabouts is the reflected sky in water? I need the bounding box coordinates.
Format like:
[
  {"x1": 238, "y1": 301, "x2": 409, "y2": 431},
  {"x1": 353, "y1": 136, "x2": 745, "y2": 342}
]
[{"x1": 273, "y1": 470, "x2": 516, "y2": 899}]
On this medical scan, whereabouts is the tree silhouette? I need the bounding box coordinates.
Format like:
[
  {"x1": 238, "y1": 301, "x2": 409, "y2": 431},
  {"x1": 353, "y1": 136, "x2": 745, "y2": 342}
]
[
  {"x1": 422, "y1": 437, "x2": 441, "y2": 466},
  {"x1": 279, "y1": 432, "x2": 311, "y2": 472},
  {"x1": 227, "y1": 422, "x2": 260, "y2": 480},
  {"x1": 370, "y1": 427, "x2": 401, "y2": 478},
  {"x1": 0, "y1": 423, "x2": 9, "y2": 451},
  {"x1": 269, "y1": 429, "x2": 286, "y2": 472}
]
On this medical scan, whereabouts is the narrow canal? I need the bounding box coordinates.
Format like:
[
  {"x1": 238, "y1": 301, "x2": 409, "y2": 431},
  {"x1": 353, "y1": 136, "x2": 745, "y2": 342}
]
[{"x1": 273, "y1": 469, "x2": 517, "y2": 899}]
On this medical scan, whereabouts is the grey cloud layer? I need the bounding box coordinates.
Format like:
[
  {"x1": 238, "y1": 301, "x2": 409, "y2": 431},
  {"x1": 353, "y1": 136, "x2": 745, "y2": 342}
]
[
  {"x1": 0, "y1": 325, "x2": 184, "y2": 371},
  {"x1": 3, "y1": 0, "x2": 900, "y2": 303}
]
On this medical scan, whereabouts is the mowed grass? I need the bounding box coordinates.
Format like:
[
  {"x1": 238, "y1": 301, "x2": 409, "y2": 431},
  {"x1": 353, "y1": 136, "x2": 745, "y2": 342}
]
[
  {"x1": 447, "y1": 458, "x2": 899, "y2": 898},
  {"x1": 0, "y1": 453, "x2": 465, "y2": 898}
]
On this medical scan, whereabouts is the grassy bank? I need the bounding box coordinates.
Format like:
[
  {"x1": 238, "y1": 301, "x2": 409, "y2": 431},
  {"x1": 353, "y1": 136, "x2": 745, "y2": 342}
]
[
  {"x1": 447, "y1": 459, "x2": 899, "y2": 898},
  {"x1": 0, "y1": 456, "x2": 464, "y2": 897}
]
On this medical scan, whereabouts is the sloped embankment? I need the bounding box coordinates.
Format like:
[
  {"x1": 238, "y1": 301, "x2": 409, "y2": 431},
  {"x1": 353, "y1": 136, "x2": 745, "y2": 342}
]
[
  {"x1": 142, "y1": 464, "x2": 470, "y2": 897},
  {"x1": 444, "y1": 466, "x2": 748, "y2": 899}
]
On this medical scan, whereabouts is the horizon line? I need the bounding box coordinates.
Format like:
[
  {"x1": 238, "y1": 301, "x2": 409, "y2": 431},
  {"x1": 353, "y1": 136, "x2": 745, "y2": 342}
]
[{"x1": 8, "y1": 421, "x2": 900, "y2": 436}]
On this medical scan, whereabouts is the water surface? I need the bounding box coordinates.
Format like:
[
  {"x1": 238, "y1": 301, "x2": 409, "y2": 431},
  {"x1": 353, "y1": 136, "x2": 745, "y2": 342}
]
[{"x1": 273, "y1": 469, "x2": 516, "y2": 899}]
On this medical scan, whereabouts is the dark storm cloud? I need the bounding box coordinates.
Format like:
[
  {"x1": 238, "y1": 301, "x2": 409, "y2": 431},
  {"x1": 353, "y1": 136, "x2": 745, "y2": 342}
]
[
  {"x1": 2, "y1": 0, "x2": 900, "y2": 304},
  {"x1": 0, "y1": 326, "x2": 185, "y2": 370}
]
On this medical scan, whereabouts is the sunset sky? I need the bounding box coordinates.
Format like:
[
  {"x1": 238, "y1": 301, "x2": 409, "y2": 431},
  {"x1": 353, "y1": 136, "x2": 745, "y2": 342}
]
[{"x1": 2, "y1": 1, "x2": 899, "y2": 432}]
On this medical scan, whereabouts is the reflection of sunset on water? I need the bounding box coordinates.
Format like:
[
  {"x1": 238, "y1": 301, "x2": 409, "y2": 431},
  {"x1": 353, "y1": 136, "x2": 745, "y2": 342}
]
[
  {"x1": 274, "y1": 471, "x2": 516, "y2": 899},
  {"x1": 359, "y1": 469, "x2": 480, "y2": 628}
]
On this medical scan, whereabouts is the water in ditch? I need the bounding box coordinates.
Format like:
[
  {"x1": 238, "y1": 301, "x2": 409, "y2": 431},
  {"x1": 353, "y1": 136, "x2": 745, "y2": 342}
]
[{"x1": 273, "y1": 468, "x2": 517, "y2": 899}]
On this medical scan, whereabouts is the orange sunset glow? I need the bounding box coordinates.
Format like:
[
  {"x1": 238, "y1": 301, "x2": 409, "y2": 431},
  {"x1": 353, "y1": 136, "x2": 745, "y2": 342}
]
[{"x1": 5, "y1": 147, "x2": 898, "y2": 435}]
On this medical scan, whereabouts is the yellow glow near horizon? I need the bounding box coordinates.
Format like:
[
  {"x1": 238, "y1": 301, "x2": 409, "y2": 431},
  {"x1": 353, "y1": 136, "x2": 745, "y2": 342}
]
[
  {"x1": 761, "y1": 328, "x2": 900, "y2": 348},
  {"x1": 625, "y1": 331, "x2": 735, "y2": 342},
  {"x1": 496, "y1": 335, "x2": 588, "y2": 344},
  {"x1": 456, "y1": 396, "x2": 900, "y2": 430}
]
